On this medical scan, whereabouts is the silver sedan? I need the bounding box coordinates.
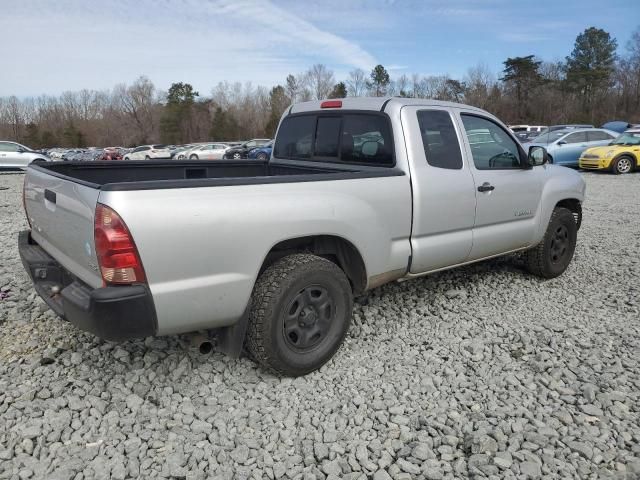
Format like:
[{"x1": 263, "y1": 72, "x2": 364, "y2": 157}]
[
  {"x1": 0, "y1": 141, "x2": 49, "y2": 169},
  {"x1": 184, "y1": 143, "x2": 230, "y2": 160}
]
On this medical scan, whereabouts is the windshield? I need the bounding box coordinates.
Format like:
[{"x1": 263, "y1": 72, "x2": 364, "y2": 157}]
[
  {"x1": 530, "y1": 130, "x2": 568, "y2": 144},
  {"x1": 612, "y1": 132, "x2": 640, "y2": 145}
]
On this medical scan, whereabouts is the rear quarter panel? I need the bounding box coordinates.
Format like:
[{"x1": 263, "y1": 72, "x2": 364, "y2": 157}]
[{"x1": 99, "y1": 175, "x2": 412, "y2": 335}]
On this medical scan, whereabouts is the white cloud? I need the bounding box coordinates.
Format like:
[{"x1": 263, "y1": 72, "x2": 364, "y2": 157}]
[{"x1": 1, "y1": 0, "x2": 377, "y2": 95}]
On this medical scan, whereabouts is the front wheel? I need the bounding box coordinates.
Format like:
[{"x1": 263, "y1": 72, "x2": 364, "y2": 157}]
[
  {"x1": 123, "y1": 156, "x2": 130, "y2": 161},
  {"x1": 524, "y1": 207, "x2": 577, "y2": 279},
  {"x1": 190, "y1": 154, "x2": 199, "y2": 160},
  {"x1": 144, "y1": 155, "x2": 150, "y2": 160},
  {"x1": 256, "y1": 152, "x2": 268, "y2": 161},
  {"x1": 246, "y1": 254, "x2": 353, "y2": 376},
  {"x1": 232, "y1": 152, "x2": 242, "y2": 160},
  {"x1": 612, "y1": 156, "x2": 633, "y2": 174}
]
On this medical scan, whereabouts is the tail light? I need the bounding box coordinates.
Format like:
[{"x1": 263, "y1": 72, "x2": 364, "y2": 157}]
[
  {"x1": 321, "y1": 100, "x2": 342, "y2": 108},
  {"x1": 94, "y1": 204, "x2": 146, "y2": 285}
]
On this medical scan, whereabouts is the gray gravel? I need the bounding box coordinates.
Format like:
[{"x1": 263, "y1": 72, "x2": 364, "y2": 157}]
[{"x1": 1, "y1": 170, "x2": 639, "y2": 480}]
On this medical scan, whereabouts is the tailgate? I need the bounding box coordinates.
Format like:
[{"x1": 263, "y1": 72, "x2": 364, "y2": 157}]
[{"x1": 24, "y1": 166, "x2": 103, "y2": 289}]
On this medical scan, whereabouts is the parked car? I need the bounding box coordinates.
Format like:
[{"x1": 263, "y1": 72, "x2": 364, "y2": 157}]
[
  {"x1": 174, "y1": 143, "x2": 209, "y2": 160},
  {"x1": 579, "y1": 128, "x2": 640, "y2": 174},
  {"x1": 223, "y1": 139, "x2": 271, "y2": 159},
  {"x1": 187, "y1": 143, "x2": 230, "y2": 160},
  {"x1": 532, "y1": 124, "x2": 595, "y2": 140},
  {"x1": 600, "y1": 121, "x2": 636, "y2": 133},
  {"x1": 123, "y1": 145, "x2": 171, "y2": 160},
  {"x1": 20, "y1": 97, "x2": 585, "y2": 376},
  {"x1": 0, "y1": 141, "x2": 49, "y2": 169},
  {"x1": 169, "y1": 145, "x2": 193, "y2": 159},
  {"x1": 100, "y1": 148, "x2": 123, "y2": 161},
  {"x1": 524, "y1": 128, "x2": 618, "y2": 167},
  {"x1": 247, "y1": 141, "x2": 273, "y2": 161},
  {"x1": 509, "y1": 125, "x2": 547, "y2": 142}
]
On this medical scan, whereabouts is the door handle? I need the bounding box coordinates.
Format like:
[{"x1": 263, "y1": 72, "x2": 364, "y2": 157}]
[
  {"x1": 477, "y1": 182, "x2": 495, "y2": 193},
  {"x1": 44, "y1": 189, "x2": 56, "y2": 204}
]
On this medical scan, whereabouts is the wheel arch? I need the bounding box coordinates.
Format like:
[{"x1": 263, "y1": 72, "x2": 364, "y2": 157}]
[
  {"x1": 258, "y1": 235, "x2": 367, "y2": 295},
  {"x1": 555, "y1": 198, "x2": 582, "y2": 230}
]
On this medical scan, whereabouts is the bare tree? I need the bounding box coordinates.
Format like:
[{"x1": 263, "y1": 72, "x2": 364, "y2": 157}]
[
  {"x1": 346, "y1": 69, "x2": 368, "y2": 97},
  {"x1": 304, "y1": 64, "x2": 335, "y2": 100},
  {"x1": 114, "y1": 76, "x2": 158, "y2": 144}
]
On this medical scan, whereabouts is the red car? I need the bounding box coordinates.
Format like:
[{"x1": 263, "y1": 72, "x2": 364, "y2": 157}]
[{"x1": 100, "y1": 148, "x2": 123, "y2": 161}]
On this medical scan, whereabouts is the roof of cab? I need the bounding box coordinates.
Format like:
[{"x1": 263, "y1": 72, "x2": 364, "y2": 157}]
[{"x1": 288, "y1": 97, "x2": 488, "y2": 115}]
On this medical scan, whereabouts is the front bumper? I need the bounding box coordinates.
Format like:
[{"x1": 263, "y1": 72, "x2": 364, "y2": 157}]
[
  {"x1": 579, "y1": 157, "x2": 610, "y2": 170},
  {"x1": 18, "y1": 230, "x2": 157, "y2": 341}
]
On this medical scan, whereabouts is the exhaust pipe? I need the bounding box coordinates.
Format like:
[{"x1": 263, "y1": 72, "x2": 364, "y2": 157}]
[{"x1": 190, "y1": 333, "x2": 214, "y2": 355}]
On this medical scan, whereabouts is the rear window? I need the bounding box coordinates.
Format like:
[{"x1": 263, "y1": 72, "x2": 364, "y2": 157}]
[
  {"x1": 417, "y1": 110, "x2": 463, "y2": 170},
  {"x1": 274, "y1": 113, "x2": 394, "y2": 166}
]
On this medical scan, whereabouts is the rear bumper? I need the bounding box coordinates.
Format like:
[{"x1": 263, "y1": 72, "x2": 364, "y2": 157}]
[{"x1": 18, "y1": 230, "x2": 157, "y2": 341}]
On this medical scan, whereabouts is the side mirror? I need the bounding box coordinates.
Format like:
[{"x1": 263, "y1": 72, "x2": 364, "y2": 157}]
[
  {"x1": 17, "y1": 147, "x2": 26, "y2": 153},
  {"x1": 528, "y1": 146, "x2": 548, "y2": 167},
  {"x1": 557, "y1": 140, "x2": 566, "y2": 146}
]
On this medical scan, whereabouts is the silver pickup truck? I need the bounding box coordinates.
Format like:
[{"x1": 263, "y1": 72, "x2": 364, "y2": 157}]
[{"x1": 20, "y1": 97, "x2": 585, "y2": 376}]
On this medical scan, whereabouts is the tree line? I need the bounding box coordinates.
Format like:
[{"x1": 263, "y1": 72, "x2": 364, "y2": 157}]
[{"x1": 1, "y1": 26, "x2": 639, "y2": 148}]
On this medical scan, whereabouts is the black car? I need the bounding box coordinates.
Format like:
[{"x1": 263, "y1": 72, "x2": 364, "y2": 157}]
[{"x1": 223, "y1": 139, "x2": 271, "y2": 159}]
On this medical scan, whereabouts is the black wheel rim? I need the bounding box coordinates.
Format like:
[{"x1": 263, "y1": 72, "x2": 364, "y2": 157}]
[
  {"x1": 549, "y1": 224, "x2": 569, "y2": 264},
  {"x1": 283, "y1": 285, "x2": 335, "y2": 351}
]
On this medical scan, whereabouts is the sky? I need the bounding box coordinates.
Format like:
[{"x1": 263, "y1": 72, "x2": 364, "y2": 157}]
[{"x1": 2, "y1": 0, "x2": 639, "y2": 97}]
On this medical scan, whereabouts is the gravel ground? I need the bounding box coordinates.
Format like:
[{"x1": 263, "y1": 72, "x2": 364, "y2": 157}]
[{"x1": 1, "y1": 170, "x2": 639, "y2": 480}]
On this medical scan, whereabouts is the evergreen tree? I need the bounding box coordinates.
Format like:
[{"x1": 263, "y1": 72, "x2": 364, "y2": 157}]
[
  {"x1": 264, "y1": 85, "x2": 290, "y2": 137},
  {"x1": 368, "y1": 65, "x2": 390, "y2": 97},
  {"x1": 565, "y1": 27, "x2": 617, "y2": 118},
  {"x1": 329, "y1": 82, "x2": 347, "y2": 99},
  {"x1": 500, "y1": 55, "x2": 542, "y2": 120},
  {"x1": 62, "y1": 123, "x2": 85, "y2": 147},
  {"x1": 23, "y1": 123, "x2": 40, "y2": 148},
  {"x1": 209, "y1": 106, "x2": 241, "y2": 141},
  {"x1": 160, "y1": 82, "x2": 199, "y2": 144}
]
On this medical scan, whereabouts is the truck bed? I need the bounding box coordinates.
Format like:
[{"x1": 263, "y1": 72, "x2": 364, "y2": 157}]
[{"x1": 32, "y1": 159, "x2": 403, "y2": 191}]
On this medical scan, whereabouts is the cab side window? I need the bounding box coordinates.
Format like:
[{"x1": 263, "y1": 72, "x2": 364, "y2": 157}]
[
  {"x1": 461, "y1": 114, "x2": 522, "y2": 170},
  {"x1": 417, "y1": 110, "x2": 463, "y2": 169}
]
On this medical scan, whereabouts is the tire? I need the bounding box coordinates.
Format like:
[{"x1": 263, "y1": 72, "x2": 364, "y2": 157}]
[
  {"x1": 525, "y1": 207, "x2": 577, "y2": 279},
  {"x1": 246, "y1": 253, "x2": 353, "y2": 376},
  {"x1": 145, "y1": 155, "x2": 150, "y2": 160},
  {"x1": 124, "y1": 156, "x2": 130, "y2": 161},
  {"x1": 256, "y1": 152, "x2": 268, "y2": 161},
  {"x1": 190, "y1": 154, "x2": 199, "y2": 160},
  {"x1": 547, "y1": 155, "x2": 553, "y2": 164},
  {"x1": 611, "y1": 156, "x2": 633, "y2": 174},
  {"x1": 232, "y1": 152, "x2": 242, "y2": 160}
]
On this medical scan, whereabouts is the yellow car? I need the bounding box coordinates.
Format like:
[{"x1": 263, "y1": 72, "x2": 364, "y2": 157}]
[{"x1": 579, "y1": 129, "x2": 640, "y2": 174}]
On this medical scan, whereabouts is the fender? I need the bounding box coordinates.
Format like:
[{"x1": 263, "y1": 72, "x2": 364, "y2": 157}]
[{"x1": 532, "y1": 166, "x2": 586, "y2": 245}]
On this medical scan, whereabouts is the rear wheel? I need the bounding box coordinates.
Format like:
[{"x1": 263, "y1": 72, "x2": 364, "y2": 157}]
[
  {"x1": 232, "y1": 152, "x2": 242, "y2": 160},
  {"x1": 246, "y1": 254, "x2": 353, "y2": 376},
  {"x1": 525, "y1": 207, "x2": 577, "y2": 279},
  {"x1": 190, "y1": 154, "x2": 199, "y2": 160},
  {"x1": 256, "y1": 152, "x2": 268, "y2": 161},
  {"x1": 144, "y1": 155, "x2": 150, "y2": 160},
  {"x1": 124, "y1": 156, "x2": 130, "y2": 161},
  {"x1": 612, "y1": 156, "x2": 633, "y2": 174}
]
